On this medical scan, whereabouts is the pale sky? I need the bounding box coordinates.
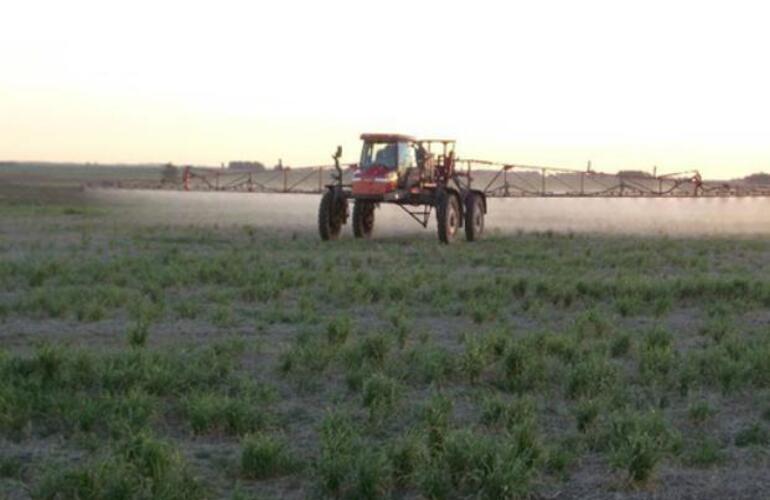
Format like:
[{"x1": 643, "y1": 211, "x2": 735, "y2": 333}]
[{"x1": 2, "y1": 0, "x2": 769, "y2": 178}]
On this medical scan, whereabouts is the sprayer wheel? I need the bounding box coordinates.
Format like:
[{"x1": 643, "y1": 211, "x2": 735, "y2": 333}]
[
  {"x1": 318, "y1": 189, "x2": 343, "y2": 240},
  {"x1": 464, "y1": 193, "x2": 484, "y2": 241},
  {"x1": 353, "y1": 200, "x2": 376, "y2": 239},
  {"x1": 436, "y1": 190, "x2": 460, "y2": 244}
]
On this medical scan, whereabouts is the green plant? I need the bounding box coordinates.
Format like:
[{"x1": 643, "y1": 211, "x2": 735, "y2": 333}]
[
  {"x1": 36, "y1": 342, "x2": 66, "y2": 382},
  {"x1": 360, "y1": 333, "x2": 390, "y2": 367},
  {"x1": 174, "y1": 300, "x2": 199, "y2": 319},
  {"x1": 638, "y1": 340, "x2": 676, "y2": 384},
  {"x1": 387, "y1": 432, "x2": 426, "y2": 486},
  {"x1": 211, "y1": 305, "x2": 236, "y2": 328},
  {"x1": 734, "y1": 423, "x2": 769, "y2": 447},
  {"x1": 406, "y1": 342, "x2": 456, "y2": 385},
  {"x1": 480, "y1": 394, "x2": 536, "y2": 432},
  {"x1": 500, "y1": 340, "x2": 546, "y2": 393},
  {"x1": 699, "y1": 316, "x2": 733, "y2": 344},
  {"x1": 127, "y1": 318, "x2": 150, "y2": 348},
  {"x1": 326, "y1": 316, "x2": 352, "y2": 345},
  {"x1": 120, "y1": 433, "x2": 177, "y2": 484},
  {"x1": 541, "y1": 333, "x2": 577, "y2": 363},
  {"x1": 182, "y1": 392, "x2": 268, "y2": 436},
  {"x1": 616, "y1": 295, "x2": 641, "y2": 317},
  {"x1": 241, "y1": 433, "x2": 297, "y2": 479},
  {"x1": 424, "y1": 429, "x2": 538, "y2": 499},
  {"x1": 421, "y1": 393, "x2": 453, "y2": 456},
  {"x1": 362, "y1": 373, "x2": 401, "y2": 423},
  {"x1": 279, "y1": 333, "x2": 335, "y2": 384},
  {"x1": 34, "y1": 456, "x2": 135, "y2": 500},
  {"x1": 482, "y1": 328, "x2": 510, "y2": 360},
  {"x1": 605, "y1": 410, "x2": 675, "y2": 485},
  {"x1": 574, "y1": 398, "x2": 601, "y2": 432},
  {"x1": 315, "y1": 410, "x2": 356, "y2": 496},
  {"x1": 575, "y1": 308, "x2": 612, "y2": 339},
  {"x1": 544, "y1": 438, "x2": 578, "y2": 477},
  {"x1": 415, "y1": 457, "x2": 451, "y2": 499},
  {"x1": 388, "y1": 309, "x2": 411, "y2": 348},
  {"x1": 0, "y1": 456, "x2": 22, "y2": 478},
  {"x1": 76, "y1": 301, "x2": 106, "y2": 322},
  {"x1": 610, "y1": 332, "x2": 632, "y2": 358},
  {"x1": 480, "y1": 439, "x2": 538, "y2": 499},
  {"x1": 461, "y1": 338, "x2": 485, "y2": 383},
  {"x1": 442, "y1": 430, "x2": 490, "y2": 488},
  {"x1": 314, "y1": 410, "x2": 391, "y2": 498},
  {"x1": 34, "y1": 434, "x2": 204, "y2": 500},
  {"x1": 652, "y1": 295, "x2": 672, "y2": 317},
  {"x1": 647, "y1": 325, "x2": 672, "y2": 347},
  {"x1": 687, "y1": 400, "x2": 716, "y2": 424},
  {"x1": 348, "y1": 447, "x2": 392, "y2": 500},
  {"x1": 685, "y1": 437, "x2": 724, "y2": 467},
  {"x1": 470, "y1": 297, "x2": 500, "y2": 324},
  {"x1": 566, "y1": 354, "x2": 617, "y2": 399}
]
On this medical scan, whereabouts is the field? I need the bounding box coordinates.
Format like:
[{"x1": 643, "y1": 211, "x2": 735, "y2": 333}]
[{"x1": 1, "y1": 165, "x2": 770, "y2": 499}]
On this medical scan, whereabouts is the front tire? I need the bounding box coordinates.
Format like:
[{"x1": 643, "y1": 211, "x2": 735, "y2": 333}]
[
  {"x1": 436, "y1": 190, "x2": 460, "y2": 244},
  {"x1": 353, "y1": 200, "x2": 375, "y2": 239},
  {"x1": 464, "y1": 193, "x2": 484, "y2": 241},
  {"x1": 318, "y1": 189, "x2": 345, "y2": 240}
]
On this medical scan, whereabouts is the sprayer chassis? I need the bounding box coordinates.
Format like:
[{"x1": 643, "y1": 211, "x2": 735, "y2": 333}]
[{"x1": 318, "y1": 183, "x2": 487, "y2": 244}]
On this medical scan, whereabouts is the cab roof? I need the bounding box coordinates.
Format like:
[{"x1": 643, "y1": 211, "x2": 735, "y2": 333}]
[
  {"x1": 360, "y1": 133, "x2": 455, "y2": 144},
  {"x1": 360, "y1": 133, "x2": 416, "y2": 143}
]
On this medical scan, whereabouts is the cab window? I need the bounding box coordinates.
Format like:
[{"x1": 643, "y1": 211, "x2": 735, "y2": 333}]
[
  {"x1": 398, "y1": 142, "x2": 416, "y2": 170},
  {"x1": 360, "y1": 142, "x2": 398, "y2": 170}
]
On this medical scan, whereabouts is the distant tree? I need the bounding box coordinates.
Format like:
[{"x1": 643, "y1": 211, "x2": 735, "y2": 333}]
[
  {"x1": 161, "y1": 163, "x2": 180, "y2": 184},
  {"x1": 228, "y1": 161, "x2": 266, "y2": 172},
  {"x1": 743, "y1": 172, "x2": 770, "y2": 185},
  {"x1": 618, "y1": 170, "x2": 653, "y2": 178}
]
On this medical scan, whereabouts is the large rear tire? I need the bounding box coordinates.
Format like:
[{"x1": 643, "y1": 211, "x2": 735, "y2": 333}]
[
  {"x1": 318, "y1": 189, "x2": 345, "y2": 241},
  {"x1": 464, "y1": 193, "x2": 484, "y2": 241},
  {"x1": 352, "y1": 200, "x2": 375, "y2": 239},
  {"x1": 436, "y1": 190, "x2": 460, "y2": 244}
]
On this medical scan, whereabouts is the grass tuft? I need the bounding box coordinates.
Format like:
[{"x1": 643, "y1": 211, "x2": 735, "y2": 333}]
[
  {"x1": 605, "y1": 410, "x2": 676, "y2": 485},
  {"x1": 241, "y1": 433, "x2": 298, "y2": 479},
  {"x1": 734, "y1": 423, "x2": 769, "y2": 447},
  {"x1": 687, "y1": 400, "x2": 716, "y2": 424},
  {"x1": 182, "y1": 392, "x2": 269, "y2": 436},
  {"x1": 685, "y1": 436, "x2": 724, "y2": 467},
  {"x1": 127, "y1": 318, "x2": 150, "y2": 348},
  {"x1": 362, "y1": 373, "x2": 402, "y2": 423}
]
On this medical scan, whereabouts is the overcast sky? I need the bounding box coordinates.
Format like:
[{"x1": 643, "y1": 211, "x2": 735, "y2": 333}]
[{"x1": 2, "y1": 0, "x2": 769, "y2": 178}]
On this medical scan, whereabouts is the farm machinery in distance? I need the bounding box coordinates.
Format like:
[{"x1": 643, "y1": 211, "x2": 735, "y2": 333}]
[
  {"x1": 89, "y1": 132, "x2": 770, "y2": 241},
  {"x1": 318, "y1": 133, "x2": 486, "y2": 244}
]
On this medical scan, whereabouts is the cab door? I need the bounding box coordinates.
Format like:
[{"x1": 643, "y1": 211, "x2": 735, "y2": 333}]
[{"x1": 397, "y1": 141, "x2": 420, "y2": 189}]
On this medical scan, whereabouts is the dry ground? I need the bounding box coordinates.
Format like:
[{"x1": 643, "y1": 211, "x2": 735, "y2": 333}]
[{"x1": 1, "y1": 164, "x2": 770, "y2": 499}]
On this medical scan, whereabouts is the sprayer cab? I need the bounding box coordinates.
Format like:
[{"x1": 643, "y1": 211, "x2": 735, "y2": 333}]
[{"x1": 351, "y1": 134, "x2": 457, "y2": 198}]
